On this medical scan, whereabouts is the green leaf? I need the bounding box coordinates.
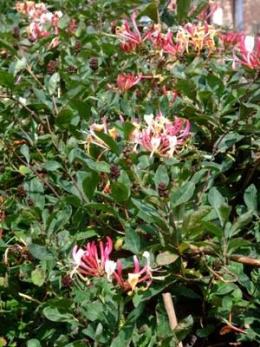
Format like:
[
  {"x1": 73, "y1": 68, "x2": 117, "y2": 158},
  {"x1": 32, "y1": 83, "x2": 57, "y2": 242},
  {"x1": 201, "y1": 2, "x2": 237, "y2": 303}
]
[
  {"x1": 84, "y1": 158, "x2": 110, "y2": 173},
  {"x1": 171, "y1": 181, "x2": 195, "y2": 208},
  {"x1": 77, "y1": 171, "x2": 98, "y2": 200},
  {"x1": 94, "y1": 131, "x2": 119, "y2": 155},
  {"x1": 29, "y1": 244, "x2": 53, "y2": 261},
  {"x1": 31, "y1": 267, "x2": 45, "y2": 287},
  {"x1": 20, "y1": 144, "x2": 30, "y2": 164},
  {"x1": 176, "y1": 79, "x2": 196, "y2": 99},
  {"x1": 111, "y1": 304, "x2": 144, "y2": 347},
  {"x1": 0, "y1": 70, "x2": 14, "y2": 87},
  {"x1": 139, "y1": 1, "x2": 158, "y2": 22},
  {"x1": 177, "y1": 0, "x2": 192, "y2": 23},
  {"x1": 215, "y1": 132, "x2": 244, "y2": 153},
  {"x1": 111, "y1": 182, "x2": 130, "y2": 203},
  {"x1": 43, "y1": 307, "x2": 76, "y2": 323},
  {"x1": 0, "y1": 38, "x2": 17, "y2": 54},
  {"x1": 9, "y1": 57, "x2": 27, "y2": 76},
  {"x1": 124, "y1": 227, "x2": 141, "y2": 254},
  {"x1": 189, "y1": 0, "x2": 208, "y2": 18},
  {"x1": 244, "y1": 184, "x2": 257, "y2": 212},
  {"x1": 19, "y1": 165, "x2": 32, "y2": 176},
  {"x1": 46, "y1": 72, "x2": 60, "y2": 95},
  {"x1": 175, "y1": 314, "x2": 194, "y2": 341},
  {"x1": 156, "y1": 251, "x2": 179, "y2": 265},
  {"x1": 27, "y1": 339, "x2": 42, "y2": 347},
  {"x1": 56, "y1": 108, "x2": 75, "y2": 128},
  {"x1": 230, "y1": 211, "x2": 253, "y2": 237},
  {"x1": 83, "y1": 301, "x2": 104, "y2": 321},
  {"x1": 24, "y1": 177, "x2": 45, "y2": 209},
  {"x1": 154, "y1": 165, "x2": 169, "y2": 188},
  {"x1": 196, "y1": 325, "x2": 215, "y2": 338},
  {"x1": 43, "y1": 160, "x2": 61, "y2": 171},
  {"x1": 208, "y1": 187, "x2": 231, "y2": 226},
  {"x1": 74, "y1": 229, "x2": 97, "y2": 241}
]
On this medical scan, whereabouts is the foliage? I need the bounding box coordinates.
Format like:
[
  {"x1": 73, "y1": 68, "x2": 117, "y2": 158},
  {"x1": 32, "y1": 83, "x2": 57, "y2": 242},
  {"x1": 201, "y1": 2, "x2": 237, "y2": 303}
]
[{"x1": 0, "y1": 0, "x2": 259, "y2": 346}]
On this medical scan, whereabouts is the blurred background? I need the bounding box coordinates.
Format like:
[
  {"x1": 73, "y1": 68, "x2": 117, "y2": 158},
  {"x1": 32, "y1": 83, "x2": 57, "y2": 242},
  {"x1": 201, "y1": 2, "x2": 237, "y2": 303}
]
[{"x1": 212, "y1": 0, "x2": 260, "y2": 34}]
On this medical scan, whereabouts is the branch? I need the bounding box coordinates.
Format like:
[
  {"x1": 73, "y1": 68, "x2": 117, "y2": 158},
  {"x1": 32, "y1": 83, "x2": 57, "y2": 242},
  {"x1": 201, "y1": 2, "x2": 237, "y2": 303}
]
[
  {"x1": 162, "y1": 292, "x2": 183, "y2": 347},
  {"x1": 189, "y1": 245, "x2": 260, "y2": 268}
]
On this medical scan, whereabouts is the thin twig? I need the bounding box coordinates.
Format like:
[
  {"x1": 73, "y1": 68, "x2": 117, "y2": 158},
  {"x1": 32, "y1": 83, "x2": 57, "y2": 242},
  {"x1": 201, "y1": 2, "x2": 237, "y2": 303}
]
[
  {"x1": 162, "y1": 292, "x2": 183, "y2": 347},
  {"x1": 189, "y1": 245, "x2": 260, "y2": 268}
]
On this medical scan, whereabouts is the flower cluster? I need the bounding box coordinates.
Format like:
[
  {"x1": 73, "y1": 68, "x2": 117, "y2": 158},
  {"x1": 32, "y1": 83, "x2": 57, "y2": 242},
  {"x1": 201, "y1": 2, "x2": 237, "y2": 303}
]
[
  {"x1": 115, "y1": 12, "x2": 144, "y2": 52},
  {"x1": 176, "y1": 23, "x2": 217, "y2": 54},
  {"x1": 221, "y1": 32, "x2": 243, "y2": 47},
  {"x1": 85, "y1": 114, "x2": 190, "y2": 158},
  {"x1": 16, "y1": 1, "x2": 62, "y2": 44},
  {"x1": 131, "y1": 113, "x2": 191, "y2": 158},
  {"x1": 72, "y1": 237, "x2": 153, "y2": 293},
  {"x1": 116, "y1": 13, "x2": 218, "y2": 56},
  {"x1": 233, "y1": 35, "x2": 260, "y2": 69}
]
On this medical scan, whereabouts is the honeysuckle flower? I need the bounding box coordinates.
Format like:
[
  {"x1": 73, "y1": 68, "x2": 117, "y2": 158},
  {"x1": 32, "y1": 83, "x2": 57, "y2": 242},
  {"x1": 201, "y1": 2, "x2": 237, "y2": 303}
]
[
  {"x1": 113, "y1": 253, "x2": 153, "y2": 293},
  {"x1": 84, "y1": 117, "x2": 118, "y2": 152},
  {"x1": 132, "y1": 113, "x2": 191, "y2": 158},
  {"x1": 176, "y1": 23, "x2": 217, "y2": 54},
  {"x1": 221, "y1": 32, "x2": 243, "y2": 47},
  {"x1": 105, "y1": 260, "x2": 117, "y2": 281},
  {"x1": 72, "y1": 237, "x2": 115, "y2": 281},
  {"x1": 16, "y1": 1, "x2": 63, "y2": 42},
  {"x1": 233, "y1": 35, "x2": 260, "y2": 69},
  {"x1": 16, "y1": 1, "x2": 47, "y2": 18},
  {"x1": 116, "y1": 73, "x2": 142, "y2": 91},
  {"x1": 145, "y1": 27, "x2": 182, "y2": 57},
  {"x1": 116, "y1": 12, "x2": 143, "y2": 52}
]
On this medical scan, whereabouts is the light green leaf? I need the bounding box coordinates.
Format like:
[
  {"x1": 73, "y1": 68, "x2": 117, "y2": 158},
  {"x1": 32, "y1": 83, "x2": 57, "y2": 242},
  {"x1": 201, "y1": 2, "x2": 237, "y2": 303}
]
[
  {"x1": 154, "y1": 165, "x2": 169, "y2": 188},
  {"x1": 31, "y1": 267, "x2": 45, "y2": 287},
  {"x1": 156, "y1": 251, "x2": 179, "y2": 265},
  {"x1": 124, "y1": 227, "x2": 141, "y2": 254},
  {"x1": 43, "y1": 307, "x2": 75, "y2": 323},
  {"x1": 171, "y1": 181, "x2": 195, "y2": 208},
  {"x1": 47, "y1": 72, "x2": 60, "y2": 95},
  {"x1": 20, "y1": 144, "x2": 30, "y2": 164},
  {"x1": 244, "y1": 184, "x2": 257, "y2": 212},
  {"x1": 111, "y1": 182, "x2": 130, "y2": 203}
]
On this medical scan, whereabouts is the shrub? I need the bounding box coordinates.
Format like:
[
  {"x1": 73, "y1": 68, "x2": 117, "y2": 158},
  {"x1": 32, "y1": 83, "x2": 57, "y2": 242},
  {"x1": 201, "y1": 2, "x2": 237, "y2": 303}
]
[{"x1": 0, "y1": 1, "x2": 259, "y2": 346}]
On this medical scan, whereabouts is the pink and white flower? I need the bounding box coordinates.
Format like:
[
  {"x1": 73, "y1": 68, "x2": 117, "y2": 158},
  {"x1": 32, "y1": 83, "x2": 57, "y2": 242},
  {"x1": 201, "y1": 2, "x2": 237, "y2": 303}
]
[
  {"x1": 233, "y1": 35, "x2": 260, "y2": 69},
  {"x1": 16, "y1": 1, "x2": 63, "y2": 42},
  {"x1": 116, "y1": 12, "x2": 143, "y2": 52},
  {"x1": 132, "y1": 113, "x2": 191, "y2": 158},
  {"x1": 147, "y1": 30, "x2": 182, "y2": 56},
  {"x1": 72, "y1": 237, "x2": 116, "y2": 281},
  {"x1": 113, "y1": 253, "x2": 153, "y2": 293},
  {"x1": 116, "y1": 73, "x2": 142, "y2": 91}
]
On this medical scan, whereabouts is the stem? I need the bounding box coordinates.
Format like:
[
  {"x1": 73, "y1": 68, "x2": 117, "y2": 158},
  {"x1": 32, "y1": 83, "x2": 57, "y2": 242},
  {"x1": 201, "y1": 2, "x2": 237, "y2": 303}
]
[
  {"x1": 189, "y1": 245, "x2": 260, "y2": 268},
  {"x1": 162, "y1": 292, "x2": 183, "y2": 347}
]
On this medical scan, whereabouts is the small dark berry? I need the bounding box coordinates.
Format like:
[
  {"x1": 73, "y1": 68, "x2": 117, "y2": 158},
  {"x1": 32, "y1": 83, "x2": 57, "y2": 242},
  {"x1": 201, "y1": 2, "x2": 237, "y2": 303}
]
[
  {"x1": 111, "y1": 23, "x2": 117, "y2": 34},
  {"x1": 73, "y1": 41, "x2": 81, "y2": 54},
  {"x1": 47, "y1": 60, "x2": 58, "y2": 74},
  {"x1": 132, "y1": 183, "x2": 141, "y2": 194},
  {"x1": 122, "y1": 144, "x2": 133, "y2": 159},
  {"x1": 62, "y1": 275, "x2": 73, "y2": 288},
  {"x1": 13, "y1": 26, "x2": 20, "y2": 39},
  {"x1": 89, "y1": 57, "x2": 98, "y2": 70},
  {"x1": 158, "y1": 182, "x2": 169, "y2": 198},
  {"x1": 110, "y1": 164, "x2": 120, "y2": 180},
  {"x1": 67, "y1": 65, "x2": 77, "y2": 73},
  {"x1": 27, "y1": 198, "x2": 34, "y2": 206},
  {"x1": 17, "y1": 185, "x2": 26, "y2": 198}
]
